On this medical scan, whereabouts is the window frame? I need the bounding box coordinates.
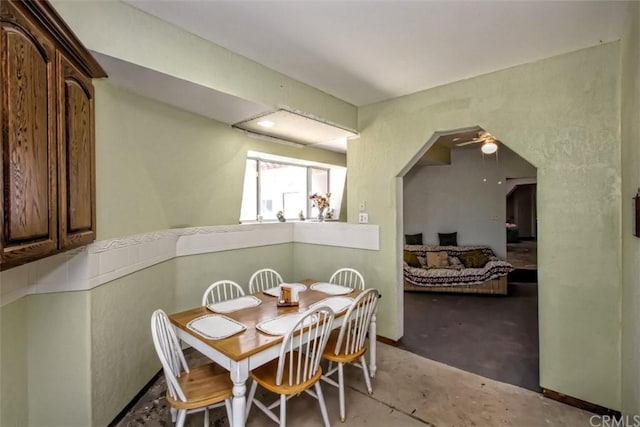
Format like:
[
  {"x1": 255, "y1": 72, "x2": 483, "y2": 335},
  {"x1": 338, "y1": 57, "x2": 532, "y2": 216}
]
[{"x1": 244, "y1": 156, "x2": 331, "y2": 221}]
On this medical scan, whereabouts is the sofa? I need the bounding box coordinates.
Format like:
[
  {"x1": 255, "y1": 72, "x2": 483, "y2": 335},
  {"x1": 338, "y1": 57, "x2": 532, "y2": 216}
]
[{"x1": 403, "y1": 245, "x2": 514, "y2": 295}]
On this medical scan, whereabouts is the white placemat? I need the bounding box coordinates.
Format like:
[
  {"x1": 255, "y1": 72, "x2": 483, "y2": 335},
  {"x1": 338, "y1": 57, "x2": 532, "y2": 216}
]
[
  {"x1": 310, "y1": 282, "x2": 354, "y2": 296},
  {"x1": 256, "y1": 312, "x2": 317, "y2": 336},
  {"x1": 187, "y1": 314, "x2": 247, "y2": 340},
  {"x1": 207, "y1": 295, "x2": 262, "y2": 314},
  {"x1": 263, "y1": 283, "x2": 308, "y2": 298},
  {"x1": 309, "y1": 296, "x2": 354, "y2": 314}
]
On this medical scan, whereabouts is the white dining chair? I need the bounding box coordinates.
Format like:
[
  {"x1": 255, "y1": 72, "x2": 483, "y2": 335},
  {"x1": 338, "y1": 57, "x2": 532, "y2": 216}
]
[
  {"x1": 151, "y1": 309, "x2": 233, "y2": 427},
  {"x1": 249, "y1": 268, "x2": 284, "y2": 293},
  {"x1": 329, "y1": 268, "x2": 365, "y2": 290},
  {"x1": 245, "y1": 306, "x2": 336, "y2": 427},
  {"x1": 320, "y1": 289, "x2": 379, "y2": 422},
  {"x1": 202, "y1": 280, "x2": 245, "y2": 306}
]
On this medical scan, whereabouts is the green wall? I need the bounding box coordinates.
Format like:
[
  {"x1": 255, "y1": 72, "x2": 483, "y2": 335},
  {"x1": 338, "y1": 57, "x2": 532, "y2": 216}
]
[
  {"x1": 90, "y1": 260, "x2": 175, "y2": 427},
  {"x1": 27, "y1": 292, "x2": 92, "y2": 426},
  {"x1": 94, "y1": 80, "x2": 345, "y2": 240},
  {"x1": 0, "y1": 298, "x2": 28, "y2": 426},
  {"x1": 621, "y1": 1, "x2": 640, "y2": 416},
  {"x1": 175, "y1": 244, "x2": 293, "y2": 311},
  {"x1": 356, "y1": 43, "x2": 621, "y2": 409}
]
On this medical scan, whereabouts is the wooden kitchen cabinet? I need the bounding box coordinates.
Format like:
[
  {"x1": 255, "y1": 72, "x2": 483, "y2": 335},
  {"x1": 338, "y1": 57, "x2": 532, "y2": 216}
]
[{"x1": 0, "y1": 0, "x2": 106, "y2": 270}]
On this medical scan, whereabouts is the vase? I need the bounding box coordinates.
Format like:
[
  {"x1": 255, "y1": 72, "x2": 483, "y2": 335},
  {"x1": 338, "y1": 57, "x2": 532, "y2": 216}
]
[{"x1": 317, "y1": 208, "x2": 325, "y2": 222}]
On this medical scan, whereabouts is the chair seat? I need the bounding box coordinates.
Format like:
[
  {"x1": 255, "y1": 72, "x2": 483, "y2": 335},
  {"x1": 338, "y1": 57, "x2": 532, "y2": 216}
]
[
  {"x1": 321, "y1": 330, "x2": 367, "y2": 364},
  {"x1": 166, "y1": 362, "x2": 233, "y2": 410},
  {"x1": 251, "y1": 351, "x2": 322, "y2": 396}
]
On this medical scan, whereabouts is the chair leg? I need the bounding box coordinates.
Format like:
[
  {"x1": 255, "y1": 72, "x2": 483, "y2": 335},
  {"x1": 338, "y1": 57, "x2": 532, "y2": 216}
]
[
  {"x1": 360, "y1": 355, "x2": 373, "y2": 395},
  {"x1": 315, "y1": 382, "x2": 331, "y2": 427},
  {"x1": 176, "y1": 409, "x2": 187, "y2": 427},
  {"x1": 204, "y1": 407, "x2": 209, "y2": 427},
  {"x1": 225, "y1": 398, "x2": 233, "y2": 426},
  {"x1": 279, "y1": 394, "x2": 287, "y2": 427},
  {"x1": 170, "y1": 407, "x2": 177, "y2": 423},
  {"x1": 245, "y1": 380, "x2": 258, "y2": 421},
  {"x1": 338, "y1": 362, "x2": 346, "y2": 422}
]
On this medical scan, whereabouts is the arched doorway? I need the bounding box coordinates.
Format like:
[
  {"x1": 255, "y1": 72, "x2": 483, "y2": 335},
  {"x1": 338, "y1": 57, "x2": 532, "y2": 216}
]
[{"x1": 396, "y1": 126, "x2": 539, "y2": 391}]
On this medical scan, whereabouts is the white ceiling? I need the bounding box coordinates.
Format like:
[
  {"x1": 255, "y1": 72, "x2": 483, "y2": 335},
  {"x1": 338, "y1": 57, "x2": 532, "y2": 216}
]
[{"x1": 125, "y1": 0, "x2": 628, "y2": 107}]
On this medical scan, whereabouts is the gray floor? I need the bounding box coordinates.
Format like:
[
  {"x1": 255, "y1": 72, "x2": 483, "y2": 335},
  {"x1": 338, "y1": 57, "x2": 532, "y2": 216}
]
[
  {"x1": 116, "y1": 343, "x2": 589, "y2": 427},
  {"x1": 401, "y1": 283, "x2": 540, "y2": 391}
]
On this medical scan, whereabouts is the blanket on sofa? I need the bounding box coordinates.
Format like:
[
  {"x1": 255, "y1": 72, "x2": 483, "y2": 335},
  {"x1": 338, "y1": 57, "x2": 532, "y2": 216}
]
[{"x1": 403, "y1": 245, "x2": 514, "y2": 287}]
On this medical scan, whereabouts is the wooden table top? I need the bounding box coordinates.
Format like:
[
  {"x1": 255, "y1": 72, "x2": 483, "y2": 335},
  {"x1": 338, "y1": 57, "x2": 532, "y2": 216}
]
[{"x1": 169, "y1": 279, "x2": 362, "y2": 362}]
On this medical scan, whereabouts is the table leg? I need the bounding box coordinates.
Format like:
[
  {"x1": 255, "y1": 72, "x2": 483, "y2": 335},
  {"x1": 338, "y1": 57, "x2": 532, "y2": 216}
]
[
  {"x1": 369, "y1": 312, "x2": 377, "y2": 378},
  {"x1": 230, "y1": 361, "x2": 249, "y2": 427}
]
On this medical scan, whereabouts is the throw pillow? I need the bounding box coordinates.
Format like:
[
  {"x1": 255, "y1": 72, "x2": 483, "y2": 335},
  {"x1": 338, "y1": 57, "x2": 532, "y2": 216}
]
[
  {"x1": 438, "y1": 232, "x2": 458, "y2": 246},
  {"x1": 403, "y1": 250, "x2": 422, "y2": 268},
  {"x1": 458, "y1": 250, "x2": 489, "y2": 268},
  {"x1": 426, "y1": 251, "x2": 449, "y2": 268},
  {"x1": 449, "y1": 256, "x2": 463, "y2": 267},
  {"x1": 405, "y1": 233, "x2": 423, "y2": 245}
]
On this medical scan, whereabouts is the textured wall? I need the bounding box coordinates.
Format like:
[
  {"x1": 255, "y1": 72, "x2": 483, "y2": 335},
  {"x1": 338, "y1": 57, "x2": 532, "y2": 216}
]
[
  {"x1": 93, "y1": 80, "x2": 345, "y2": 240},
  {"x1": 175, "y1": 244, "x2": 294, "y2": 311},
  {"x1": 90, "y1": 260, "x2": 176, "y2": 427},
  {"x1": 0, "y1": 298, "x2": 28, "y2": 426},
  {"x1": 621, "y1": 1, "x2": 640, "y2": 416},
  {"x1": 27, "y1": 292, "x2": 92, "y2": 426},
  {"x1": 356, "y1": 43, "x2": 621, "y2": 409},
  {"x1": 292, "y1": 244, "x2": 374, "y2": 286}
]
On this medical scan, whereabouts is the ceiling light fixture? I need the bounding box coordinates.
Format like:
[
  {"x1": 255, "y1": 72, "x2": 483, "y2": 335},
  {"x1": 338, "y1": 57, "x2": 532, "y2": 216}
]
[
  {"x1": 481, "y1": 141, "x2": 498, "y2": 154},
  {"x1": 257, "y1": 120, "x2": 275, "y2": 128},
  {"x1": 233, "y1": 108, "x2": 359, "y2": 148}
]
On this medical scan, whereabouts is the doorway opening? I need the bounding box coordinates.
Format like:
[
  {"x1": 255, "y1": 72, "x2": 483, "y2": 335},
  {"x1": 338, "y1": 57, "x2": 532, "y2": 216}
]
[
  {"x1": 397, "y1": 126, "x2": 540, "y2": 391},
  {"x1": 506, "y1": 179, "x2": 538, "y2": 283}
]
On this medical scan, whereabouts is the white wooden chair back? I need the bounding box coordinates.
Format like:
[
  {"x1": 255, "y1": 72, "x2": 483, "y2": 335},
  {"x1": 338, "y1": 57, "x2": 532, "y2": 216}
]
[
  {"x1": 150, "y1": 309, "x2": 189, "y2": 403},
  {"x1": 329, "y1": 268, "x2": 365, "y2": 290},
  {"x1": 332, "y1": 289, "x2": 378, "y2": 356},
  {"x1": 202, "y1": 280, "x2": 245, "y2": 306},
  {"x1": 277, "y1": 307, "x2": 335, "y2": 387},
  {"x1": 249, "y1": 268, "x2": 284, "y2": 293}
]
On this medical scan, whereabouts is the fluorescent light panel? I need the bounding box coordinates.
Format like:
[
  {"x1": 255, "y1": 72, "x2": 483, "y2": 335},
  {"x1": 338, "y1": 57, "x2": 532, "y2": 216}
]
[{"x1": 233, "y1": 109, "x2": 358, "y2": 146}]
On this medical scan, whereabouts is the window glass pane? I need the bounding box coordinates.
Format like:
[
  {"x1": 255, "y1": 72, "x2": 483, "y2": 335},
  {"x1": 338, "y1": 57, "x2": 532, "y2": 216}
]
[
  {"x1": 259, "y1": 161, "x2": 307, "y2": 219},
  {"x1": 240, "y1": 159, "x2": 257, "y2": 221},
  {"x1": 310, "y1": 168, "x2": 329, "y2": 216}
]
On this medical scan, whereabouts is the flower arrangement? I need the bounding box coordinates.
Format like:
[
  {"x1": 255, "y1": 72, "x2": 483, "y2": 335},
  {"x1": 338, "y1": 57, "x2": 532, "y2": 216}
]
[
  {"x1": 309, "y1": 192, "x2": 331, "y2": 221},
  {"x1": 276, "y1": 210, "x2": 286, "y2": 222},
  {"x1": 309, "y1": 192, "x2": 331, "y2": 210}
]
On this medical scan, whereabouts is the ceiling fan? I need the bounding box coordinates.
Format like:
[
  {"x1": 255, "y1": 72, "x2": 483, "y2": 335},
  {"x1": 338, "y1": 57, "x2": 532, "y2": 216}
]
[{"x1": 455, "y1": 131, "x2": 499, "y2": 154}]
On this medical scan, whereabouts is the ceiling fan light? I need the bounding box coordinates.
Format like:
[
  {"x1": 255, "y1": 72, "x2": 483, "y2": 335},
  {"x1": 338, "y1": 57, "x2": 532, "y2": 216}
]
[{"x1": 481, "y1": 141, "x2": 498, "y2": 154}]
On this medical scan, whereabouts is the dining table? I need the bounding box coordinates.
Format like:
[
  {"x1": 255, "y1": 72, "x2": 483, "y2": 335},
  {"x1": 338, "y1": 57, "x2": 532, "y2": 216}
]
[{"x1": 169, "y1": 278, "x2": 377, "y2": 427}]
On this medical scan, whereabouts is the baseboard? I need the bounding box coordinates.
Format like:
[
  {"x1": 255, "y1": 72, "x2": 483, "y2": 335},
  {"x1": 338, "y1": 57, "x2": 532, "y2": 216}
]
[
  {"x1": 108, "y1": 369, "x2": 162, "y2": 427},
  {"x1": 542, "y1": 388, "x2": 620, "y2": 416},
  {"x1": 377, "y1": 335, "x2": 399, "y2": 346}
]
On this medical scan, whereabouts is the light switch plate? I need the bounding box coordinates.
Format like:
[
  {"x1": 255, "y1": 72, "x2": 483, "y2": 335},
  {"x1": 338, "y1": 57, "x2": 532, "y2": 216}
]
[{"x1": 358, "y1": 213, "x2": 369, "y2": 224}]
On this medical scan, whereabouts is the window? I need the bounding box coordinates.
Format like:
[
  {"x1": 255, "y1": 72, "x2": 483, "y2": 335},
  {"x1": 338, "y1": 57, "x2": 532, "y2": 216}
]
[{"x1": 240, "y1": 155, "x2": 338, "y2": 222}]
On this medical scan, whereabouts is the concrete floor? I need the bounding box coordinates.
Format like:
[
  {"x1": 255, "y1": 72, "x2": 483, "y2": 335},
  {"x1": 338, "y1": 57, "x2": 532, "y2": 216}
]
[{"x1": 117, "y1": 342, "x2": 590, "y2": 427}]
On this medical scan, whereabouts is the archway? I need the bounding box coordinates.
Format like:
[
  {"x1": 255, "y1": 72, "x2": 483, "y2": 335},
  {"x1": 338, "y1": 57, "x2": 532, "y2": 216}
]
[{"x1": 396, "y1": 126, "x2": 539, "y2": 391}]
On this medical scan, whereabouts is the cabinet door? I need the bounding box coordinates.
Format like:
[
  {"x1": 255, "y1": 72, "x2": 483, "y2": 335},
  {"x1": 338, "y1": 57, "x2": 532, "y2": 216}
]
[
  {"x1": 0, "y1": 18, "x2": 58, "y2": 268},
  {"x1": 57, "y1": 52, "x2": 95, "y2": 249}
]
